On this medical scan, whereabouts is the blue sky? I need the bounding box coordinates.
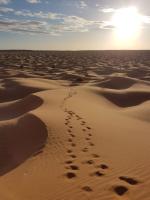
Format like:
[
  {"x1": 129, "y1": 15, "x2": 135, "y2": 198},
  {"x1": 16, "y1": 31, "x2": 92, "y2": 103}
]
[{"x1": 0, "y1": 0, "x2": 150, "y2": 50}]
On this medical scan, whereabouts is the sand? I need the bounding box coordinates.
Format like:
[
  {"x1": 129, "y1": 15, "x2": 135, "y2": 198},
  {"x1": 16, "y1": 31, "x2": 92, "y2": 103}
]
[{"x1": 0, "y1": 50, "x2": 150, "y2": 200}]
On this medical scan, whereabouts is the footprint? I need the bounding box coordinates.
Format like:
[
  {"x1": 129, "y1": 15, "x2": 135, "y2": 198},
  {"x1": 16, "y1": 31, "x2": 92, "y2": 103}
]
[
  {"x1": 69, "y1": 165, "x2": 79, "y2": 170},
  {"x1": 69, "y1": 126, "x2": 73, "y2": 129},
  {"x1": 70, "y1": 134, "x2": 75, "y2": 138},
  {"x1": 113, "y1": 185, "x2": 128, "y2": 196},
  {"x1": 82, "y1": 129, "x2": 86, "y2": 132},
  {"x1": 68, "y1": 129, "x2": 72, "y2": 133},
  {"x1": 91, "y1": 171, "x2": 104, "y2": 177},
  {"x1": 65, "y1": 160, "x2": 73, "y2": 164},
  {"x1": 70, "y1": 154, "x2": 77, "y2": 158},
  {"x1": 67, "y1": 150, "x2": 73, "y2": 153},
  {"x1": 85, "y1": 137, "x2": 90, "y2": 141},
  {"x1": 68, "y1": 138, "x2": 73, "y2": 142},
  {"x1": 119, "y1": 176, "x2": 139, "y2": 185},
  {"x1": 71, "y1": 143, "x2": 76, "y2": 147},
  {"x1": 99, "y1": 164, "x2": 109, "y2": 169},
  {"x1": 88, "y1": 133, "x2": 92, "y2": 137},
  {"x1": 65, "y1": 117, "x2": 69, "y2": 120},
  {"x1": 92, "y1": 154, "x2": 100, "y2": 158},
  {"x1": 76, "y1": 117, "x2": 81, "y2": 120},
  {"x1": 89, "y1": 142, "x2": 94, "y2": 146},
  {"x1": 82, "y1": 186, "x2": 93, "y2": 192},
  {"x1": 86, "y1": 127, "x2": 91, "y2": 130},
  {"x1": 82, "y1": 147, "x2": 88, "y2": 152},
  {"x1": 75, "y1": 114, "x2": 80, "y2": 118},
  {"x1": 65, "y1": 172, "x2": 76, "y2": 179},
  {"x1": 84, "y1": 160, "x2": 94, "y2": 165},
  {"x1": 68, "y1": 111, "x2": 73, "y2": 115}
]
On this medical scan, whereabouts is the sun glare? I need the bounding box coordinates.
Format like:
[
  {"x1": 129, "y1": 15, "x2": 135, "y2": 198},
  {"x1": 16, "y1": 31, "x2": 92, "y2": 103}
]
[{"x1": 112, "y1": 7, "x2": 142, "y2": 42}]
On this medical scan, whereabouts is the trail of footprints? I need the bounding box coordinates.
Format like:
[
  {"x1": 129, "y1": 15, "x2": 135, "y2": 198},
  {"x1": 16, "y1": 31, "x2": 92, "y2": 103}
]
[
  {"x1": 62, "y1": 95, "x2": 140, "y2": 197},
  {"x1": 64, "y1": 109, "x2": 97, "y2": 184}
]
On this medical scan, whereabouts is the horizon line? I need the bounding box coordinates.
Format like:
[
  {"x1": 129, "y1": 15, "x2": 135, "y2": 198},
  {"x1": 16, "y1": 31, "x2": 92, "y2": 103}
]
[{"x1": 0, "y1": 49, "x2": 150, "y2": 51}]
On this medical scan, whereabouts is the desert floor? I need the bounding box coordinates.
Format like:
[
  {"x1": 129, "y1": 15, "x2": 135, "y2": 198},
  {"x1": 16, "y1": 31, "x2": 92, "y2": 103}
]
[{"x1": 0, "y1": 50, "x2": 150, "y2": 200}]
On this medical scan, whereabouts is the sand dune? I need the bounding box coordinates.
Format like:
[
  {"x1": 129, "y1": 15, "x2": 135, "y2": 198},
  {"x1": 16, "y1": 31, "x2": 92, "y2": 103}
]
[
  {"x1": 0, "y1": 95, "x2": 43, "y2": 121},
  {"x1": 0, "y1": 79, "x2": 44, "y2": 103},
  {"x1": 122, "y1": 101, "x2": 150, "y2": 122},
  {"x1": 101, "y1": 90, "x2": 150, "y2": 107},
  {"x1": 0, "y1": 51, "x2": 149, "y2": 200},
  {"x1": 0, "y1": 113, "x2": 47, "y2": 176},
  {"x1": 96, "y1": 76, "x2": 137, "y2": 89}
]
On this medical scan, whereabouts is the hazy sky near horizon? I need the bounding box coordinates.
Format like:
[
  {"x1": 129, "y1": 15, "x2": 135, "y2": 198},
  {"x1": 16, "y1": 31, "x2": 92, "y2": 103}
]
[{"x1": 0, "y1": 0, "x2": 150, "y2": 50}]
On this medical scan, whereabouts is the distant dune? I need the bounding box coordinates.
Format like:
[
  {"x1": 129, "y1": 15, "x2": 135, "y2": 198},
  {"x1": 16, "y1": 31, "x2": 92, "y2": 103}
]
[{"x1": 0, "y1": 51, "x2": 149, "y2": 200}]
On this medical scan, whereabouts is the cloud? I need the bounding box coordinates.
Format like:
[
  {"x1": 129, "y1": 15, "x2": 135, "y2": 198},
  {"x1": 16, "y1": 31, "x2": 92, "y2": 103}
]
[
  {"x1": 11, "y1": 8, "x2": 102, "y2": 32},
  {"x1": 0, "y1": 0, "x2": 10, "y2": 5},
  {"x1": 15, "y1": 10, "x2": 64, "y2": 20},
  {"x1": 100, "y1": 22, "x2": 115, "y2": 30},
  {"x1": 13, "y1": 9, "x2": 101, "y2": 30},
  {"x1": 60, "y1": 15, "x2": 103, "y2": 33},
  {"x1": 0, "y1": 18, "x2": 51, "y2": 34},
  {"x1": 0, "y1": 13, "x2": 103, "y2": 36},
  {"x1": 59, "y1": 16, "x2": 91, "y2": 32},
  {"x1": 101, "y1": 8, "x2": 115, "y2": 13},
  {"x1": 79, "y1": 1, "x2": 87, "y2": 9},
  {"x1": 0, "y1": 6, "x2": 13, "y2": 13},
  {"x1": 26, "y1": 0, "x2": 41, "y2": 4},
  {"x1": 3, "y1": 6, "x2": 150, "y2": 35}
]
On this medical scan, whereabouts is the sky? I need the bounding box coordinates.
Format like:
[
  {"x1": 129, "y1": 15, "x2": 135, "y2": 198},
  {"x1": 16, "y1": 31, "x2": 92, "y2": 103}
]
[{"x1": 0, "y1": 0, "x2": 150, "y2": 50}]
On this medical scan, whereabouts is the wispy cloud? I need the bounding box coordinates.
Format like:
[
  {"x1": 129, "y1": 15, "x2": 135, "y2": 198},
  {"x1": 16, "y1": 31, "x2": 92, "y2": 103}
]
[
  {"x1": 101, "y1": 8, "x2": 115, "y2": 13},
  {"x1": 0, "y1": 17, "x2": 89, "y2": 35},
  {"x1": 0, "y1": 13, "x2": 102, "y2": 35},
  {"x1": 0, "y1": 6, "x2": 13, "y2": 13},
  {"x1": 26, "y1": 0, "x2": 41, "y2": 4},
  {"x1": 0, "y1": 18, "x2": 50, "y2": 34},
  {"x1": 0, "y1": 0, "x2": 10, "y2": 5},
  {"x1": 100, "y1": 21, "x2": 115, "y2": 29},
  {"x1": 15, "y1": 10, "x2": 64, "y2": 20},
  {"x1": 60, "y1": 15, "x2": 100, "y2": 33},
  {"x1": 79, "y1": 1, "x2": 87, "y2": 9},
  {"x1": 1, "y1": 5, "x2": 150, "y2": 36}
]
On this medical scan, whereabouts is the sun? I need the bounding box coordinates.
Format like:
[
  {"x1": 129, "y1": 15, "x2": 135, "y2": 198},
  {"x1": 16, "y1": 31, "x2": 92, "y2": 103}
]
[{"x1": 112, "y1": 7, "x2": 142, "y2": 41}]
